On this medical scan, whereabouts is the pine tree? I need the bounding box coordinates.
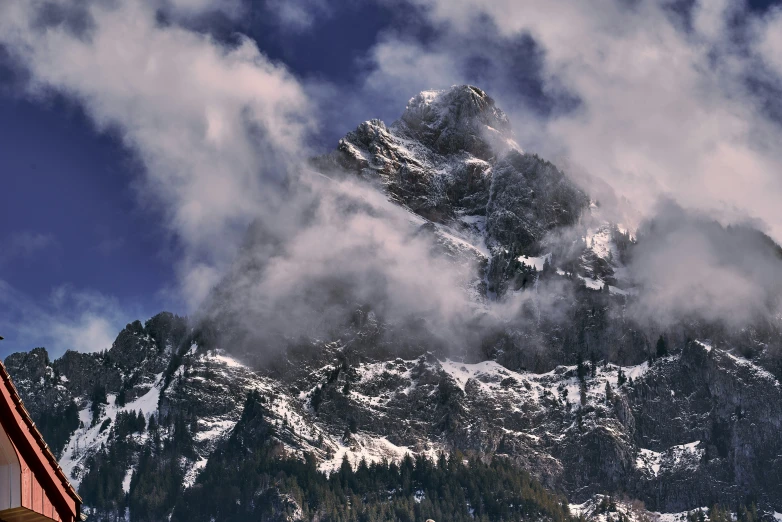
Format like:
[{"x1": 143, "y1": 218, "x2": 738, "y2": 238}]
[
  {"x1": 577, "y1": 353, "x2": 587, "y2": 382},
  {"x1": 656, "y1": 335, "x2": 669, "y2": 357},
  {"x1": 542, "y1": 257, "x2": 553, "y2": 278},
  {"x1": 116, "y1": 387, "x2": 127, "y2": 407}
]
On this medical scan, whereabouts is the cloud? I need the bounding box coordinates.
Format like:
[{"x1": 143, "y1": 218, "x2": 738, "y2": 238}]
[
  {"x1": 355, "y1": 0, "x2": 782, "y2": 241},
  {"x1": 95, "y1": 237, "x2": 125, "y2": 256},
  {"x1": 1, "y1": 231, "x2": 57, "y2": 262},
  {"x1": 5, "y1": 0, "x2": 782, "y2": 359},
  {"x1": 164, "y1": 0, "x2": 245, "y2": 18},
  {"x1": 198, "y1": 168, "x2": 579, "y2": 363},
  {"x1": 200, "y1": 172, "x2": 477, "y2": 354},
  {"x1": 0, "y1": 0, "x2": 315, "y2": 308},
  {"x1": 0, "y1": 0, "x2": 510, "y2": 361},
  {"x1": 754, "y1": 6, "x2": 782, "y2": 78},
  {"x1": 0, "y1": 281, "x2": 136, "y2": 356},
  {"x1": 313, "y1": 0, "x2": 782, "y2": 333},
  {"x1": 627, "y1": 200, "x2": 782, "y2": 328},
  {"x1": 264, "y1": 0, "x2": 332, "y2": 32}
]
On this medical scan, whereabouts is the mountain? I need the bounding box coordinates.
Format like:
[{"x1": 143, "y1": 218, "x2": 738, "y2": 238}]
[
  {"x1": 316, "y1": 85, "x2": 588, "y2": 254},
  {"x1": 5, "y1": 86, "x2": 782, "y2": 522}
]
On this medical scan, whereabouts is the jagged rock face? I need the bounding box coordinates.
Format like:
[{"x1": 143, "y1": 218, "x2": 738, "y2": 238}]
[
  {"x1": 487, "y1": 151, "x2": 589, "y2": 253},
  {"x1": 4, "y1": 86, "x2": 782, "y2": 521},
  {"x1": 54, "y1": 350, "x2": 121, "y2": 398},
  {"x1": 7, "y1": 333, "x2": 782, "y2": 519},
  {"x1": 4, "y1": 347, "x2": 70, "y2": 419},
  {"x1": 318, "y1": 84, "x2": 588, "y2": 250},
  {"x1": 399, "y1": 86, "x2": 511, "y2": 159},
  {"x1": 4, "y1": 313, "x2": 188, "y2": 450},
  {"x1": 297, "y1": 342, "x2": 782, "y2": 513},
  {"x1": 626, "y1": 341, "x2": 782, "y2": 511},
  {"x1": 106, "y1": 320, "x2": 162, "y2": 374}
]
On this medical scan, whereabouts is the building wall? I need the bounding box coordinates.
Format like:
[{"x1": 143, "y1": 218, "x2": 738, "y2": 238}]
[
  {"x1": 0, "y1": 423, "x2": 64, "y2": 521},
  {"x1": 0, "y1": 425, "x2": 20, "y2": 512}
]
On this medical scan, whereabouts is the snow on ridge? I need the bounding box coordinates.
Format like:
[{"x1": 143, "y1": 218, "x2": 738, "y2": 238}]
[
  {"x1": 195, "y1": 418, "x2": 238, "y2": 443},
  {"x1": 59, "y1": 373, "x2": 164, "y2": 487},
  {"x1": 586, "y1": 225, "x2": 617, "y2": 261},
  {"x1": 186, "y1": 342, "x2": 198, "y2": 356},
  {"x1": 636, "y1": 448, "x2": 662, "y2": 476},
  {"x1": 433, "y1": 221, "x2": 489, "y2": 259},
  {"x1": 636, "y1": 441, "x2": 703, "y2": 477},
  {"x1": 580, "y1": 275, "x2": 605, "y2": 290},
  {"x1": 518, "y1": 253, "x2": 550, "y2": 271},
  {"x1": 694, "y1": 340, "x2": 780, "y2": 386},
  {"x1": 183, "y1": 457, "x2": 208, "y2": 489},
  {"x1": 655, "y1": 513, "x2": 696, "y2": 522},
  {"x1": 416, "y1": 89, "x2": 442, "y2": 105},
  {"x1": 624, "y1": 361, "x2": 650, "y2": 381},
  {"x1": 125, "y1": 372, "x2": 163, "y2": 416},
  {"x1": 571, "y1": 494, "x2": 704, "y2": 522},
  {"x1": 439, "y1": 358, "x2": 652, "y2": 412},
  {"x1": 199, "y1": 348, "x2": 246, "y2": 368},
  {"x1": 122, "y1": 466, "x2": 134, "y2": 494},
  {"x1": 211, "y1": 353, "x2": 244, "y2": 368},
  {"x1": 318, "y1": 433, "x2": 441, "y2": 475},
  {"x1": 722, "y1": 350, "x2": 779, "y2": 385}
]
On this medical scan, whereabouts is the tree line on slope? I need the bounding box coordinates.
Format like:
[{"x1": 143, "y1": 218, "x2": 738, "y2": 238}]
[{"x1": 170, "y1": 390, "x2": 574, "y2": 522}]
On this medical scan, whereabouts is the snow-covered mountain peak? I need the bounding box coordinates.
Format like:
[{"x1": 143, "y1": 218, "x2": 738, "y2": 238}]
[
  {"x1": 9, "y1": 85, "x2": 782, "y2": 520},
  {"x1": 317, "y1": 84, "x2": 585, "y2": 254},
  {"x1": 395, "y1": 85, "x2": 514, "y2": 158}
]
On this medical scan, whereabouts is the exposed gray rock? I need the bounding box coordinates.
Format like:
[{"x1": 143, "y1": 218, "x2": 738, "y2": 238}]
[
  {"x1": 316, "y1": 84, "x2": 588, "y2": 251},
  {"x1": 4, "y1": 86, "x2": 782, "y2": 521}
]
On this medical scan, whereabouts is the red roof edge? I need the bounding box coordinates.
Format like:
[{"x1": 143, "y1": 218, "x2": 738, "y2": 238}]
[{"x1": 0, "y1": 359, "x2": 82, "y2": 517}]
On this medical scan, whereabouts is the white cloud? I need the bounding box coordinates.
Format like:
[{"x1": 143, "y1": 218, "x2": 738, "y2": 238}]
[
  {"x1": 264, "y1": 0, "x2": 332, "y2": 32},
  {"x1": 5, "y1": 0, "x2": 782, "y2": 344},
  {"x1": 0, "y1": 281, "x2": 136, "y2": 355},
  {"x1": 339, "y1": 0, "x2": 782, "y2": 327},
  {"x1": 754, "y1": 6, "x2": 782, "y2": 80},
  {"x1": 627, "y1": 201, "x2": 782, "y2": 328},
  {"x1": 164, "y1": 0, "x2": 244, "y2": 18},
  {"x1": 0, "y1": 0, "x2": 500, "y2": 355},
  {"x1": 361, "y1": 0, "x2": 782, "y2": 241},
  {"x1": 0, "y1": 0, "x2": 315, "y2": 308},
  {"x1": 1, "y1": 231, "x2": 57, "y2": 262},
  {"x1": 364, "y1": 37, "x2": 461, "y2": 98}
]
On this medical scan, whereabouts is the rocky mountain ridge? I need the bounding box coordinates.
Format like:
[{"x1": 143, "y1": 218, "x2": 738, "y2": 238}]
[
  {"x1": 316, "y1": 85, "x2": 588, "y2": 255},
  {"x1": 7, "y1": 327, "x2": 782, "y2": 520},
  {"x1": 5, "y1": 85, "x2": 782, "y2": 521}
]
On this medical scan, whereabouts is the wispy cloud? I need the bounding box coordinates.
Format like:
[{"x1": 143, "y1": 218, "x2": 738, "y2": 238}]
[
  {"x1": 4, "y1": 0, "x2": 782, "y2": 351},
  {"x1": 95, "y1": 236, "x2": 125, "y2": 256},
  {"x1": 322, "y1": 0, "x2": 782, "y2": 327},
  {"x1": 1, "y1": 231, "x2": 57, "y2": 262},
  {"x1": 0, "y1": 280, "x2": 138, "y2": 357},
  {"x1": 627, "y1": 200, "x2": 782, "y2": 328},
  {"x1": 0, "y1": 0, "x2": 315, "y2": 309},
  {"x1": 357, "y1": 1, "x2": 782, "y2": 240},
  {"x1": 264, "y1": 0, "x2": 332, "y2": 32}
]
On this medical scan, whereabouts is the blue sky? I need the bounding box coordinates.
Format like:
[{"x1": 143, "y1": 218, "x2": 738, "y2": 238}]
[{"x1": 2, "y1": 0, "x2": 782, "y2": 359}]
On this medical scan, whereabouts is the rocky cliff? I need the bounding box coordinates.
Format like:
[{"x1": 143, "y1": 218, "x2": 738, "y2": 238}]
[{"x1": 5, "y1": 86, "x2": 782, "y2": 522}]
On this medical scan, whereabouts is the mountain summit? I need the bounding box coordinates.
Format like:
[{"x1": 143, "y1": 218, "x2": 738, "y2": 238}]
[
  {"x1": 6, "y1": 86, "x2": 782, "y2": 522},
  {"x1": 318, "y1": 85, "x2": 587, "y2": 251},
  {"x1": 397, "y1": 85, "x2": 514, "y2": 158}
]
